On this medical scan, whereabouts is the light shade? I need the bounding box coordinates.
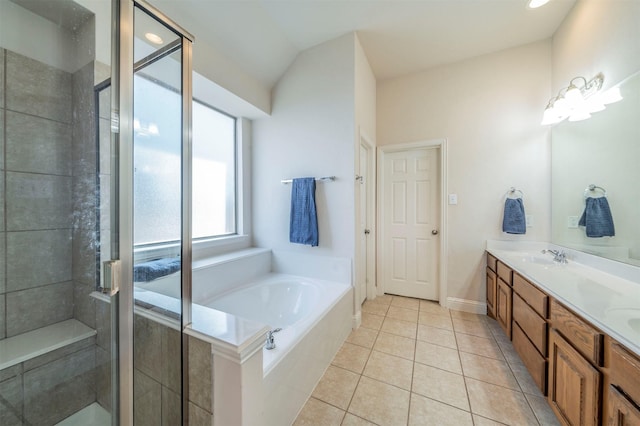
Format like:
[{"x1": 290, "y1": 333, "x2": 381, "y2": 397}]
[
  {"x1": 528, "y1": 0, "x2": 551, "y2": 8},
  {"x1": 564, "y1": 84, "x2": 583, "y2": 108},
  {"x1": 600, "y1": 87, "x2": 623, "y2": 104},
  {"x1": 569, "y1": 109, "x2": 591, "y2": 122}
]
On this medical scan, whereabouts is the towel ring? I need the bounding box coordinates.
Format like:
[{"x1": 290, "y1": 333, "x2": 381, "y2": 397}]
[
  {"x1": 506, "y1": 187, "x2": 524, "y2": 199},
  {"x1": 584, "y1": 184, "x2": 607, "y2": 199}
]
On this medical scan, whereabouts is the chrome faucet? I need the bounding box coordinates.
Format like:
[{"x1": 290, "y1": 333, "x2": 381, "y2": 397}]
[
  {"x1": 541, "y1": 249, "x2": 568, "y2": 264},
  {"x1": 265, "y1": 328, "x2": 282, "y2": 350}
]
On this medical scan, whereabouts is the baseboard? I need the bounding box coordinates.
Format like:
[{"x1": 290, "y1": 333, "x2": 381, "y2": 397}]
[
  {"x1": 447, "y1": 297, "x2": 487, "y2": 314},
  {"x1": 352, "y1": 311, "x2": 362, "y2": 329}
]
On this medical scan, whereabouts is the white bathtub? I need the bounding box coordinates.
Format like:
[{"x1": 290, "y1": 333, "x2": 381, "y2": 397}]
[
  {"x1": 197, "y1": 273, "x2": 353, "y2": 425},
  {"x1": 199, "y1": 273, "x2": 350, "y2": 373}
]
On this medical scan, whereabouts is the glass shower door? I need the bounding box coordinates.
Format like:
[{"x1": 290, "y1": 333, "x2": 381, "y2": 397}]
[
  {"x1": 0, "y1": 0, "x2": 117, "y2": 424},
  {"x1": 127, "y1": 3, "x2": 193, "y2": 425}
]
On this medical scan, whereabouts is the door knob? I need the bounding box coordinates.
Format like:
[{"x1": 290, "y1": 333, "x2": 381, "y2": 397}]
[
  {"x1": 364, "y1": 229, "x2": 370, "y2": 235},
  {"x1": 431, "y1": 230, "x2": 439, "y2": 235}
]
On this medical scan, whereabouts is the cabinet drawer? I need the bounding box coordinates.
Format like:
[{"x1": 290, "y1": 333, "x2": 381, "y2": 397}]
[
  {"x1": 513, "y1": 293, "x2": 547, "y2": 356},
  {"x1": 550, "y1": 299, "x2": 603, "y2": 366},
  {"x1": 497, "y1": 261, "x2": 512, "y2": 286},
  {"x1": 609, "y1": 342, "x2": 640, "y2": 405},
  {"x1": 487, "y1": 253, "x2": 498, "y2": 272},
  {"x1": 512, "y1": 322, "x2": 546, "y2": 394},
  {"x1": 513, "y1": 273, "x2": 548, "y2": 318}
]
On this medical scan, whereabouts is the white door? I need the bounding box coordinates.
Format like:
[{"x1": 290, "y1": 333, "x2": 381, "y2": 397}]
[
  {"x1": 356, "y1": 138, "x2": 375, "y2": 303},
  {"x1": 382, "y1": 147, "x2": 440, "y2": 300}
]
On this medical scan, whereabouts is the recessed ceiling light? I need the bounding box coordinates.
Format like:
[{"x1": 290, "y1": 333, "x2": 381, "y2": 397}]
[
  {"x1": 145, "y1": 32, "x2": 163, "y2": 45},
  {"x1": 528, "y1": 0, "x2": 551, "y2": 8}
]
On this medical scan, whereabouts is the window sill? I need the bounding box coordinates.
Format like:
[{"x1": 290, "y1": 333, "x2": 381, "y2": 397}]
[
  {"x1": 193, "y1": 234, "x2": 251, "y2": 261},
  {"x1": 133, "y1": 234, "x2": 251, "y2": 263}
]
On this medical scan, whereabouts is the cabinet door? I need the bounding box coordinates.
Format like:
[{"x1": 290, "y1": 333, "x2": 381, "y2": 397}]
[
  {"x1": 548, "y1": 329, "x2": 601, "y2": 426},
  {"x1": 486, "y1": 267, "x2": 497, "y2": 319},
  {"x1": 608, "y1": 385, "x2": 640, "y2": 426},
  {"x1": 496, "y1": 278, "x2": 512, "y2": 339}
]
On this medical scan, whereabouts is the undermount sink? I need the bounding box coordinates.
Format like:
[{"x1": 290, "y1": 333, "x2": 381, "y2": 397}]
[
  {"x1": 606, "y1": 308, "x2": 640, "y2": 334},
  {"x1": 629, "y1": 318, "x2": 640, "y2": 333},
  {"x1": 519, "y1": 255, "x2": 556, "y2": 266}
]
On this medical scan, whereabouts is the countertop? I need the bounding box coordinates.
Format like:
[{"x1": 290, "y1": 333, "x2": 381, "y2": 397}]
[{"x1": 486, "y1": 241, "x2": 640, "y2": 356}]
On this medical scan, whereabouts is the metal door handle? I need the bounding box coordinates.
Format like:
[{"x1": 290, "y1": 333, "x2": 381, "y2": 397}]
[
  {"x1": 364, "y1": 229, "x2": 370, "y2": 235},
  {"x1": 431, "y1": 230, "x2": 439, "y2": 235},
  {"x1": 102, "y1": 260, "x2": 121, "y2": 296}
]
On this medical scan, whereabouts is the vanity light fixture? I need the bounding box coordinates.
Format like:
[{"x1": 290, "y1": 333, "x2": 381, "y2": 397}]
[{"x1": 540, "y1": 73, "x2": 623, "y2": 125}]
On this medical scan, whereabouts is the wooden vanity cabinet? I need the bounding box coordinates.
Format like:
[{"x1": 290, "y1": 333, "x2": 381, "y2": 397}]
[
  {"x1": 486, "y1": 254, "x2": 498, "y2": 319},
  {"x1": 485, "y1": 251, "x2": 640, "y2": 426},
  {"x1": 607, "y1": 342, "x2": 640, "y2": 425},
  {"x1": 548, "y1": 301, "x2": 604, "y2": 426},
  {"x1": 511, "y1": 273, "x2": 549, "y2": 395},
  {"x1": 548, "y1": 329, "x2": 601, "y2": 426},
  {"x1": 496, "y1": 279, "x2": 512, "y2": 338},
  {"x1": 485, "y1": 256, "x2": 513, "y2": 338},
  {"x1": 607, "y1": 386, "x2": 640, "y2": 425}
]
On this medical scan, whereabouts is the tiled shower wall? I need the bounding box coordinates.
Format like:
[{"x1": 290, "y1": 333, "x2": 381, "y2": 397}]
[
  {"x1": 0, "y1": 46, "x2": 100, "y2": 424},
  {"x1": 0, "y1": 48, "x2": 75, "y2": 339}
]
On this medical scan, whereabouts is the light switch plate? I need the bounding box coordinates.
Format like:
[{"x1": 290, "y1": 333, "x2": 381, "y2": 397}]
[
  {"x1": 448, "y1": 194, "x2": 458, "y2": 205},
  {"x1": 567, "y1": 216, "x2": 579, "y2": 228},
  {"x1": 526, "y1": 215, "x2": 533, "y2": 227}
]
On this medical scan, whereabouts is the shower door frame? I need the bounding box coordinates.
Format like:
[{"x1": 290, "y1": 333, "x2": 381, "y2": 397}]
[{"x1": 115, "y1": 0, "x2": 194, "y2": 424}]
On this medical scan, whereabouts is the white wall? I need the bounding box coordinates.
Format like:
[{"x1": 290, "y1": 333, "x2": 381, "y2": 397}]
[
  {"x1": 0, "y1": 1, "x2": 77, "y2": 72},
  {"x1": 377, "y1": 41, "x2": 552, "y2": 304},
  {"x1": 552, "y1": 0, "x2": 640, "y2": 91},
  {"x1": 252, "y1": 34, "x2": 356, "y2": 262},
  {"x1": 355, "y1": 34, "x2": 377, "y2": 143}
]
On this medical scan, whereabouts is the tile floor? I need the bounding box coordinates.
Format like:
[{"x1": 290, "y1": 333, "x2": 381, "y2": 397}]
[{"x1": 293, "y1": 295, "x2": 561, "y2": 426}]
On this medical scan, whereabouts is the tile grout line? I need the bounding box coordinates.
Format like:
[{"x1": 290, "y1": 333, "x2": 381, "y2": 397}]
[
  {"x1": 301, "y1": 297, "x2": 545, "y2": 425},
  {"x1": 3, "y1": 48, "x2": 7, "y2": 341},
  {"x1": 451, "y1": 311, "x2": 478, "y2": 425},
  {"x1": 341, "y1": 306, "x2": 383, "y2": 425},
  {"x1": 492, "y1": 323, "x2": 546, "y2": 425}
]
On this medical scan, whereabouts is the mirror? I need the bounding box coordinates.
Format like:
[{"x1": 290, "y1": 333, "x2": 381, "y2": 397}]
[{"x1": 551, "y1": 71, "x2": 640, "y2": 266}]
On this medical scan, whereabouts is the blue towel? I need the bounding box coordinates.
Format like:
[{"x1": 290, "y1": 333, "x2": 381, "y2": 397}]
[
  {"x1": 289, "y1": 177, "x2": 319, "y2": 247},
  {"x1": 502, "y1": 198, "x2": 526, "y2": 234},
  {"x1": 133, "y1": 258, "x2": 181, "y2": 282},
  {"x1": 579, "y1": 197, "x2": 615, "y2": 237}
]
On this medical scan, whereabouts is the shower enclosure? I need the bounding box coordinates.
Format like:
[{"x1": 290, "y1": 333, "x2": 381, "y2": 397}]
[{"x1": 0, "y1": 0, "x2": 193, "y2": 424}]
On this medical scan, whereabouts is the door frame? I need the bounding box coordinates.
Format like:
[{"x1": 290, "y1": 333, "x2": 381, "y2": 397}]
[
  {"x1": 117, "y1": 1, "x2": 194, "y2": 424},
  {"x1": 356, "y1": 129, "x2": 377, "y2": 304},
  {"x1": 377, "y1": 139, "x2": 448, "y2": 307}
]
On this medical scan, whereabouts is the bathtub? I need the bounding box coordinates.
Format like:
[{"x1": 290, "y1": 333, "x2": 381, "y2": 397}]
[{"x1": 197, "y1": 273, "x2": 353, "y2": 425}]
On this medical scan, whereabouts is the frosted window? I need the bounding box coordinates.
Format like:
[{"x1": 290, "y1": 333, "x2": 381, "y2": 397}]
[
  {"x1": 133, "y1": 76, "x2": 236, "y2": 246},
  {"x1": 192, "y1": 102, "x2": 236, "y2": 238},
  {"x1": 134, "y1": 75, "x2": 182, "y2": 245}
]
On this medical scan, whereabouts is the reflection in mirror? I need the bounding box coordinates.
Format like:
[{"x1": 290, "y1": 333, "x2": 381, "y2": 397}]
[{"x1": 552, "y1": 71, "x2": 640, "y2": 266}]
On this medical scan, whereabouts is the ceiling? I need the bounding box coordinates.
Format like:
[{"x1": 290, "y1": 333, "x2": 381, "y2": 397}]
[{"x1": 153, "y1": 0, "x2": 576, "y2": 88}]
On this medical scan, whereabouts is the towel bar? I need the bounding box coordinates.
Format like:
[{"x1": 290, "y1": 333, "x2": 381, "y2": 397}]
[
  {"x1": 281, "y1": 176, "x2": 336, "y2": 184},
  {"x1": 506, "y1": 187, "x2": 524, "y2": 199},
  {"x1": 584, "y1": 184, "x2": 607, "y2": 198}
]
